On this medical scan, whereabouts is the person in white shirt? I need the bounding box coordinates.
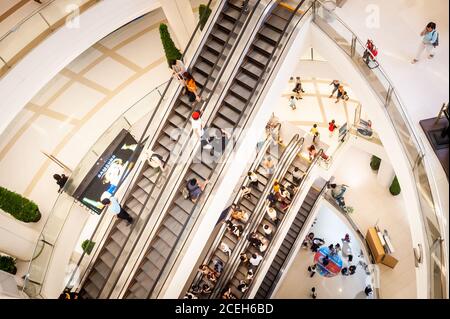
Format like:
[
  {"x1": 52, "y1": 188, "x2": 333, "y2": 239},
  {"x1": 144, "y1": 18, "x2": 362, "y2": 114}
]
[
  {"x1": 220, "y1": 242, "x2": 232, "y2": 256},
  {"x1": 249, "y1": 253, "x2": 263, "y2": 268},
  {"x1": 263, "y1": 224, "x2": 273, "y2": 239},
  {"x1": 191, "y1": 111, "x2": 203, "y2": 138},
  {"x1": 101, "y1": 197, "x2": 133, "y2": 225},
  {"x1": 266, "y1": 205, "x2": 279, "y2": 225},
  {"x1": 292, "y1": 167, "x2": 303, "y2": 186},
  {"x1": 247, "y1": 171, "x2": 258, "y2": 188}
]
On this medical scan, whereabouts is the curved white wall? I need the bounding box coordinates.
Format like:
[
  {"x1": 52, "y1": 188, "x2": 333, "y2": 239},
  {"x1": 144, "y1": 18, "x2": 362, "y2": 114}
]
[{"x1": 0, "y1": 0, "x2": 160, "y2": 136}]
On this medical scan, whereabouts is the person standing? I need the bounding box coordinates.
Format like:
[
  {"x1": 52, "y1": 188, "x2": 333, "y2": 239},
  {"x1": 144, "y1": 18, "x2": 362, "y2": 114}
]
[
  {"x1": 288, "y1": 96, "x2": 297, "y2": 110},
  {"x1": 292, "y1": 77, "x2": 305, "y2": 100},
  {"x1": 335, "y1": 85, "x2": 349, "y2": 103},
  {"x1": 308, "y1": 264, "x2": 317, "y2": 278},
  {"x1": 328, "y1": 120, "x2": 338, "y2": 138},
  {"x1": 292, "y1": 167, "x2": 304, "y2": 186},
  {"x1": 101, "y1": 197, "x2": 133, "y2": 225},
  {"x1": 53, "y1": 173, "x2": 68, "y2": 192},
  {"x1": 183, "y1": 72, "x2": 202, "y2": 106},
  {"x1": 310, "y1": 124, "x2": 319, "y2": 136},
  {"x1": 247, "y1": 171, "x2": 259, "y2": 188},
  {"x1": 412, "y1": 22, "x2": 439, "y2": 63},
  {"x1": 191, "y1": 111, "x2": 203, "y2": 138},
  {"x1": 249, "y1": 253, "x2": 263, "y2": 268},
  {"x1": 310, "y1": 287, "x2": 317, "y2": 299},
  {"x1": 329, "y1": 80, "x2": 340, "y2": 98}
]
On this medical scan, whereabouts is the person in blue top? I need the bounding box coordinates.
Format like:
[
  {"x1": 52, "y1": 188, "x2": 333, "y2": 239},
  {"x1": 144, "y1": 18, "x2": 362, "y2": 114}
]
[{"x1": 412, "y1": 22, "x2": 438, "y2": 63}]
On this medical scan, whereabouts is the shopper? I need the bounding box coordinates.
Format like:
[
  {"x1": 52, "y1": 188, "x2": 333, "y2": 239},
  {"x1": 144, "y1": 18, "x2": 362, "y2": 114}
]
[
  {"x1": 329, "y1": 244, "x2": 336, "y2": 256},
  {"x1": 219, "y1": 242, "x2": 232, "y2": 257},
  {"x1": 273, "y1": 180, "x2": 281, "y2": 194},
  {"x1": 221, "y1": 287, "x2": 237, "y2": 299},
  {"x1": 266, "y1": 205, "x2": 279, "y2": 225},
  {"x1": 308, "y1": 264, "x2": 317, "y2": 278},
  {"x1": 262, "y1": 224, "x2": 273, "y2": 239},
  {"x1": 412, "y1": 22, "x2": 439, "y2": 63},
  {"x1": 248, "y1": 232, "x2": 263, "y2": 248},
  {"x1": 249, "y1": 253, "x2": 263, "y2": 268},
  {"x1": 292, "y1": 167, "x2": 304, "y2": 186},
  {"x1": 170, "y1": 59, "x2": 186, "y2": 86},
  {"x1": 213, "y1": 259, "x2": 224, "y2": 274},
  {"x1": 240, "y1": 252, "x2": 249, "y2": 264},
  {"x1": 329, "y1": 80, "x2": 340, "y2": 98},
  {"x1": 262, "y1": 156, "x2": 276, "y2": 175},
  {"x1": 246, "y1": 268, "x2": 254, "y2": 281},
  {"x1": 292, "y1": 77, "x2": 305, "y2": 100},
  {"x1": 303, "y1": 232, "x2": 314, "y2": 249},
  {"x1": 311, "y1": 287, "x2": 317, "y2": 299},
  {"x1": 328, "y1": 120, "x2": 338, "y2": 138},
  {"x1": 288, "y1": 96, "x2": 297, "y2": 110},
  {"x1": 53, "y1": 173, "x2": 68, "y2": 192},
  {"x1": 349, "y1": 265, "x2": 357, "y2": 275},
  {"x1": 310, "y1": 124, "x2": 319, "y2": 136},
  {"x1": 237, "y1": 280, "x2": 249, "y2": 293},
  {"x1": 183, "y1": 72, "x2": 201, "y2": 105},
  {"x1": 190, "y1": 111, "x2": 204, "y2": 138},
  {"x1": 186, "y1": 178, "x2": 208, "y2": 203},
  {"x1": 364, "y1": 285, "x2": 373, "y2": 296},
  {"x1": 267, "y1": 192, "x2": 277, "y2": 206},
  {"x1": 308, "y1": 144, "x2": 330, "y2": 161},
  {"x1": 231, "y1": 207, "x2": 249, "y2": 223},
  {"x1": 335, "y1": 85, "x2": 349, "y2": 103},
  {"x1": 101, "y1": 197, "x2": 133, "y2": 225},
  {"x1": 321, "y1": 255, "x2": 330, "y2": 267},
  {"x1": 335, "y1": 243, "x2": 342, "y2": 254},
  {"x1": 341, "y1": 267, "x2": 349, "y2": 276},
  {"x1": 329, "y1": 183, "x2": 348, "y2": 200},
  {"x1": 247, "y1": 171, "x2": 259, "y2": 188},
  {"x1": 342, "y1": 233, "x2": 351, "y2": 243},
  {"x1": 240, "y1": 185, "x2": 252, "y2": 200}
]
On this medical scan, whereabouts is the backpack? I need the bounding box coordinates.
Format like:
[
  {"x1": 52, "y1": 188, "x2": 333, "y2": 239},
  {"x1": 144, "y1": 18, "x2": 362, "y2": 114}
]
[
  {"x1": 432, "y1": 31, "x2": 439, "y2": 47},
  {"x1": 181, "y1": 186, "x2": 190, "y2": 199}
]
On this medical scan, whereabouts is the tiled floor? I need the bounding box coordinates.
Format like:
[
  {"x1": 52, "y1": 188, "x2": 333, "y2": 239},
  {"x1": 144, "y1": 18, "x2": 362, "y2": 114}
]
[{"x1": 274, "y1": 204, "x2": 373, "y2": 299}]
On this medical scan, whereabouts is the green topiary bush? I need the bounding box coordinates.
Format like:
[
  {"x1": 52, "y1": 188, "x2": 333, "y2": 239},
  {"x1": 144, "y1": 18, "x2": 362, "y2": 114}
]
[
  {"x1": 199, "y1": 4, "x2": 212, "y2": 31},
  {"x1": 389, "y1": 176, "x2": 401, "y2": 196},
  {"x1": 370, "y1": 155, "x2": 381, "y2": 171},
  {"x1": 0, "y1": 255, "x2": 17, "y2": 275},
  {"x1": 81, "y1": 240, "x2": 95, "y2": 255},
  {"x1": 159, "y1": 23, "x2": 182, "y2": 67},
  {"x1": 0, "y1": 186, "x2": 41, "y2": 223}
]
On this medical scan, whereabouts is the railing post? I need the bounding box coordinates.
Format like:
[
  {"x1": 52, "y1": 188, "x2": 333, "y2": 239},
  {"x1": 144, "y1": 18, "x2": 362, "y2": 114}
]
[
  {"x1": 312, "y1": 0, "x2": 316, "y2": 20},
  {"x1": 385, "y1": 85, "x2": 393, "y2": 107}
]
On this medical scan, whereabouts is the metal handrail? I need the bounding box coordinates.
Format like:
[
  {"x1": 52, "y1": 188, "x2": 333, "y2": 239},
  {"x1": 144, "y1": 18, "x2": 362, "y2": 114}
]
[
  {"x1": 148, "y1": 0, "x2": 315, "y2": 299},
  {"x1": 72, "y1": 0, "x2": 218, "y2": 296},
  {"x1": 210, "y1": 136, "x2": 305, "y2": 298},
  {"x1": 312, "y1": 0, "x2": 446, "y2": 298},
  {"x1": 102, "y1": 0, "x2": 264, "y2": 298},
  {"x1": 187, "y1": 133, "x2": 294, "y2": 297},
  {"x1": 0, "y1": 0, "x2": 58, "y2": 41},
  {"x1": 239, "y1": 147, "x2": 322, "y2": 299},
  {"x1": 187, "y1": 132, "x2": 276, "y2": 294},
  {"x1": 259, "y1": 179, "x2": 327, "y2": 299}
]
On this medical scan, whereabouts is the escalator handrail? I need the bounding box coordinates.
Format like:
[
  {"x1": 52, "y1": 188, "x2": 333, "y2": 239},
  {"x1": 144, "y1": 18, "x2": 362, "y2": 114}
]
[
  {"x1": 258, "y1": 179, "x2": 328, "y2": 299},
  {"x1": 244, "y1": 149, "x2": 325, "y2": 299},
  {"x1": 76, "y1": 0, "x2": 217, "y2": 294},
  {"x1": 152, "y1": 0, "x2": 315, "y2": 299},
  {"x1": 211, "y1": 136, "x2": 305, "y2": 298},
  {"x1": 188, "y1": 133, "x2": 274, "y2": 292},
  {"x1": 103, "y1": 0, "x2": 266, "y2": 298},
  {"x1": 189, "y1": 132, "x2": 295, "y2": 297}
]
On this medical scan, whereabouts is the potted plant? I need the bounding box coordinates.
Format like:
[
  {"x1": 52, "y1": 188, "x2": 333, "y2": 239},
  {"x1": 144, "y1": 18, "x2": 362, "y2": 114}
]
[
  {"x1": 0, "y1": 186, "x2": 41, "y2": 223},
  {"x1": 370, "y1": 155, "x2": 381, "y2": 171},
  {"x1": 389, "y1": 176, "x2": 401, "y2": 196},
  {"x1": 81, "y1": 240, "x2": 95, "y2": 255},
  {"x1": 199, "y1": 4, "x2": 212, "y2": 31},
  {"x1": 159, "y1": 23, "x2": 182, "y2": 66},
  {"x1": 0, "y1": 255, "x2": 17, "y2": 275}
]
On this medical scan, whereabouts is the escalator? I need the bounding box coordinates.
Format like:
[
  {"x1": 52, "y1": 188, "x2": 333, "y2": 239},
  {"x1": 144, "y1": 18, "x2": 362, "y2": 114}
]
[
  {"x1": 79, "y1": 0, "x2": 254, "y2": 299},
  {"x1": 254, "y1": 184, "x2": 323, "y2": 299},
  {"x1": 123, "y1": 1, "x2": 307, "y2": 299},
  {"x1": 210, "y1": 136, "x2": 308, "y2": 298},
  {"x1": 183, "y1": 130, "x2": 292, "y2": 298}
]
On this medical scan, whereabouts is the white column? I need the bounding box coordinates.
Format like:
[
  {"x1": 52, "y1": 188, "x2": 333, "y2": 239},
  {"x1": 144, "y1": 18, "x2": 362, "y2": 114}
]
[
  {"x1": 160, "y1": 0, "x2": 196, "y2": 48},
  {"x1": 377, "y1": 157, "x2": 395, "y2": 188}
]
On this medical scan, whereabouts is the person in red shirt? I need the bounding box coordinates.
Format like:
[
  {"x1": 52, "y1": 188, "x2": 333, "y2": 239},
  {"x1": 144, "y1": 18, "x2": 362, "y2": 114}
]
[{"x1": 328, "y1": 120, "x2": 338, "y2": 138}]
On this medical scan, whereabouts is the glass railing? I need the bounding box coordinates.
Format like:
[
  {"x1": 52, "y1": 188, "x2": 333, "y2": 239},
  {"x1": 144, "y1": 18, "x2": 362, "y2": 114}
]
[
  {"x1": 24, "y1": 0, "x2": 228, "y2": 298},
  {"x1": 0, "y1": 0, "x2": 100, "y2": 78},
  {"x1": 22, "y1": 80, "x2": 170, "y2": 297},
  {"x1": 312, "y1": 0, "x2": 446, "y2": 298}
]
